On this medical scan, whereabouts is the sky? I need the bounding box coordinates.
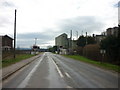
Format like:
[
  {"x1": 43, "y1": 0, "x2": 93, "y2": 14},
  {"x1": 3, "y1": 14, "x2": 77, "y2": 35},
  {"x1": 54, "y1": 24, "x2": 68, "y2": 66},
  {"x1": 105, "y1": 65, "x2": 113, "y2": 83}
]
[{"x1": 0, "y1": 0, "x2": 119, "y2": 48}]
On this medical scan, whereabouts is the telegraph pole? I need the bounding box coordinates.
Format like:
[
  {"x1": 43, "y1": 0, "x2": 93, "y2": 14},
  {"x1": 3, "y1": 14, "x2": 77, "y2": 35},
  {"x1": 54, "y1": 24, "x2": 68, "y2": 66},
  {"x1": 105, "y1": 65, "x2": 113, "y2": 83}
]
[
  {"x1": 86, "y1": 32, "x2": 87, "y2": 45},
  {"x1": 76, "y1": 31, "x2": 78, "y2": 40},
  {"x1": 35, "y1": 38, "x2": 37, "y2": 45},
  {"x1": 82, "y1": 30, "x2": 83, "y2": 36},
  {"x1": 14, "y1": 9, "x2": 17, "y2": 59},
  {"x1": 70, "y1": 30, "x2": 72, "y2": 48},
  {"x1": 85, "y1": 32, "x2": 87, "y2": 57}
]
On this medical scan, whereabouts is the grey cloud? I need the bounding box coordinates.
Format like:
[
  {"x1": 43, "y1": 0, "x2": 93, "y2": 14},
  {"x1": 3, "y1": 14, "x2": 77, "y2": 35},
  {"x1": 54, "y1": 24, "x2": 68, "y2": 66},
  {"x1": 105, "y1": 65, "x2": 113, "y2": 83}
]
[
  {"x1": 16, "y1": 16, "x2": 105, "y2": 48},
  {"x1": 1, "y1": 1, "x2": 15, "y2": 7},
  {"x1": 113, "y1": 1, "x2": 120, "y2": 8},
  {"x1": 16, "y1": 32, "x2": 55, "y2": 48},
  {"x1": 0, "y1": 17, "x2": 11, "y2": 27},
  {"x1": 17, "y1": 32, "x2": 54, "y2": 40},
  {"x1": 57, "y1": 16, "x2": 104, "y2": 35}
]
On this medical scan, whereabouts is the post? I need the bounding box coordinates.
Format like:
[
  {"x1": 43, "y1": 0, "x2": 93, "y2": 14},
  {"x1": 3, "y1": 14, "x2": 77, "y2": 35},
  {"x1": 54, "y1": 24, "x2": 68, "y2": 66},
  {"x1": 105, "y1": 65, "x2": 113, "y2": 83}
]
[
  {"x1": 14, "y1": 9, "x2": 17, "y2": 59},
  {"x1": 70, "y1": 30, "x2": 72, "y2": 48},
  {"x1": 85, "y1": 32, "x2": 87, "y2": 57},
  {"x1": 82, "y1": 31, "x2": 83, "y2": 36},
  {"x1": 86, "y1": 32, "x2": 87, "y2": 45},
  {"x1": 76, "y1": 31, "x2": 78, "y2": 40},
  {"x1": 35, "y1": 38, "x2": 37, "y2": 45}
]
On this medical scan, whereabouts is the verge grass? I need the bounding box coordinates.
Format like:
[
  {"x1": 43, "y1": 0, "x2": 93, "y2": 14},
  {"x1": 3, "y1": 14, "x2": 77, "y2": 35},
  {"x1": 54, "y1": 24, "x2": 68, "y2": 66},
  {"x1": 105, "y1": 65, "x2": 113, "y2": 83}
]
[
  {"x1": 63, "y1": 55, "x2": 120, "y2": 73},
  {"x1": 2, "y1": 54, "x2": 35, "y2": 67}
]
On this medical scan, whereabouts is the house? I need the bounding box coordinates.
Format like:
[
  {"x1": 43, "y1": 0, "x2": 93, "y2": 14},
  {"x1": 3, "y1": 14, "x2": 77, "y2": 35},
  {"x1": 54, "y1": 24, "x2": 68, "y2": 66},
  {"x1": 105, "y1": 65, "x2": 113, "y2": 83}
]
[{"x1": 0, "y1": 35, "x2": 13, "y2": 51}]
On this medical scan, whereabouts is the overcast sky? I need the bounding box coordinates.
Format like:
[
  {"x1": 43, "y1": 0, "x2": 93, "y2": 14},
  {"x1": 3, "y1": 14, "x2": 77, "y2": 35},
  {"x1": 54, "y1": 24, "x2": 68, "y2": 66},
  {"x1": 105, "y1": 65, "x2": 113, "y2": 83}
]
[{"x1": 0, "y1": 0, "x2": 119, "y2": 48}]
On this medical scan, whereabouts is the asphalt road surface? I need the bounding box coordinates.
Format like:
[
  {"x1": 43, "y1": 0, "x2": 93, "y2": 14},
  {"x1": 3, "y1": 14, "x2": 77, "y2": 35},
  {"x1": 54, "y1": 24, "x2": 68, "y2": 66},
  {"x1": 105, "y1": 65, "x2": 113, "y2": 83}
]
[{"x1": 2, "y1": 52, "x2": 119, "y2": 88}]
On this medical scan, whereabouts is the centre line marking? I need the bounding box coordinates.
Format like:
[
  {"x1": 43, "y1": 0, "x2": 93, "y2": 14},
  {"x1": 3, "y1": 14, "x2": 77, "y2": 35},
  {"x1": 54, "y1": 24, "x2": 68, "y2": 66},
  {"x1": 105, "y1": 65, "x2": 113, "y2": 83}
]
[
  {"x1": 65, "y1": 72, "x2": 71, "y2": 78},
  {"x1": 66, "y1": 86, "x2": 73, "y2": 88},
  {"x1": 50, "y1": 57, "x2": 64, "y2": 78}
]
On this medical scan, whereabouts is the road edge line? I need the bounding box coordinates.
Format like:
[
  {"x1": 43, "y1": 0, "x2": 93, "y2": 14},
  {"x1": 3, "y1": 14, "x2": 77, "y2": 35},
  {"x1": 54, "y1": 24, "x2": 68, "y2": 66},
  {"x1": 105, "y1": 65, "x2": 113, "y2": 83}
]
[
  {"x1": 17, "y1": 53, "x2": 45, "y2": 88},
  {"x1": 2, "y1": 54, "x2": 41, "y2": 81}
]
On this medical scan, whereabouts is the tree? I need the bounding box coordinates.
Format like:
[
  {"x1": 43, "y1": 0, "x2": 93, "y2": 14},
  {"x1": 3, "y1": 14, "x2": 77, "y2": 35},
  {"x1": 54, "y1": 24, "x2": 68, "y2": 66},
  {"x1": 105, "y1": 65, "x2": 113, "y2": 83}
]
[
  {"x1": 48, "y1": 46, "x2": 58, "y2": 52},
  {"x1": 100, "y1": 36, "x2": 120, "y2": 63},
  {"x1": 77, "y1": 36, "x2": 86, "y2": 47},
  {"x1": 87, "y1": 36, "x2": 96, "y2": 44},
  {"x1": 77, "y1": 36, "x2": 96, "y2": 47},
  {"x1": 52, "y1": 46, "x2": 58, "y2": 52}
]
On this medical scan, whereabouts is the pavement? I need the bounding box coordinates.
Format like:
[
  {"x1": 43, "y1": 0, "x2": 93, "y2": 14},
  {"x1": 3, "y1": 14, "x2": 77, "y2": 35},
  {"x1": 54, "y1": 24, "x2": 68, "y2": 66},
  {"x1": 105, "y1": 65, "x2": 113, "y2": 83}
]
[{"x1": 2, "y1": 53, "x2": 42, "y2": 81}]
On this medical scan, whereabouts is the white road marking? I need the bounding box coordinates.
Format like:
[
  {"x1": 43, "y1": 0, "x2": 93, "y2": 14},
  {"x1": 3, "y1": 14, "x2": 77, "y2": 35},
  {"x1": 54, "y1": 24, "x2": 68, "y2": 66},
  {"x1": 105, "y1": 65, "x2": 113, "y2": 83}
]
[
  {"x1": 65, "y1": 72, "x2": 71, "y2": 78},
  {"x1": 17, "y1": 53, "x2": 45, "y2": 88},
  {"x1": 50, "y1": 56, "x2": 64, "y2": 78},
  {"x1": 66, "y1": 86, "x2": 73, "y2": 88}
]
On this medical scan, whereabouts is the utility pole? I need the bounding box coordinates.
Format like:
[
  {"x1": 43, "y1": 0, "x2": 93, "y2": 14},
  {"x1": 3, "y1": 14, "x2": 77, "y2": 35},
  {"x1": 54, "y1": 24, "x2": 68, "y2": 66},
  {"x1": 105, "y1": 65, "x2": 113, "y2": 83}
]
[
  {"x1": 14, "y1": 9, "x2": 17, "y2": 59},
  {"x1": 70, "y1": 30, "x2": 72, "y2": 48},
  {"x1": 76, "y1": 31, "x2": 78, "y2": 40},
  {"x1": 82, "y1": 30, "x2": 83, "y2": 36},
  {"x1": 86, "y1": 32, "x2": 87, "y2": 45},
  {"x1": 35, "y1": 38, "x2": 37, "y2": 45},
  {"x1": 85, "y1": 32, "x2": 87, "y2": 57}
]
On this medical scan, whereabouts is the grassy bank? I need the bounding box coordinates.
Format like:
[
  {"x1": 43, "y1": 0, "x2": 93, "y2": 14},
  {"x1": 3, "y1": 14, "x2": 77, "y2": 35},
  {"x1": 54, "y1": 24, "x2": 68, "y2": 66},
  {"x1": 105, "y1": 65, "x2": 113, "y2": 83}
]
[
  {"x1": 63, "y1": 55, "x2": 120, "y2": 73},
  {"x1": 2, "y1": 54, "x2": 35, "y2": 67}
]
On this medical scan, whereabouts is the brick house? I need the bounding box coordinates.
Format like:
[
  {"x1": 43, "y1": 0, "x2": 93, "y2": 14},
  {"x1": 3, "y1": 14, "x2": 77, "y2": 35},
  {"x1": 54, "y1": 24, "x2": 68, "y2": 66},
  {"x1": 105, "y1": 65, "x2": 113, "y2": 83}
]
[{"x1": 0, "y1": 35, "x2": 13, "y2": 51}]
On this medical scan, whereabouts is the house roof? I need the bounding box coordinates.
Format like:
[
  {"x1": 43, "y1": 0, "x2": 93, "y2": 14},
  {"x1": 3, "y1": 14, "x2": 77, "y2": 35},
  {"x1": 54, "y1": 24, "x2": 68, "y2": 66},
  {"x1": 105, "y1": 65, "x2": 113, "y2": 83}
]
[
  {"x1": 1, "y1": 35, "x2": 13, "y2": 40},
  {"x1": 56, "y1": 33, "x2": 67, "y2": 38}
]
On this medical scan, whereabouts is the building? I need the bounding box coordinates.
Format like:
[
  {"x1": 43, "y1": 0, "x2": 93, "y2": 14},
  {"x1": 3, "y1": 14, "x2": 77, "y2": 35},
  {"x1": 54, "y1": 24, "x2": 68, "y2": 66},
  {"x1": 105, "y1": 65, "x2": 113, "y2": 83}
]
[
  {"x1": 71, "y1": 40, "x2": 77, "y2": 49},
  {"x1": 106, "y1": 27, "x2": 119, "y2": 37},
  {"x1": 55, "y1": 33, "x2": 77, "y2": 54},
  {"x1": 95, "y1": 35, "x2": 106, "y2": 43},
  {"x1": 0, "y1": 35, "x2": 13, "y2": 50},
  {"x1": 55, "y1": 33, "x2": 69, "y2": 49}
]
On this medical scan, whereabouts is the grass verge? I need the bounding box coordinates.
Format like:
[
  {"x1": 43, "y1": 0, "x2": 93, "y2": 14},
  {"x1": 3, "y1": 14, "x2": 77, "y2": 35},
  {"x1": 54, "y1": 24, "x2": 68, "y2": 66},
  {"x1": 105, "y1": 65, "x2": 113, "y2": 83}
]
[
  {"x1": 63, "y1": 55, "x2": 120, "y2": 73},
  {"x1": 2, "y1": 54, "x2": 35, "y2": 68}
]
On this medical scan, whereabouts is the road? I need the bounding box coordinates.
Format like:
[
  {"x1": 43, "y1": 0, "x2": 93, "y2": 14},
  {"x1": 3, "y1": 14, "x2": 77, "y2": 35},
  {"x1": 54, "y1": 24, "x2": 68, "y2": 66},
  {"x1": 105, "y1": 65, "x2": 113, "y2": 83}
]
[{"x1": 2, "y1": 52, "x2": 118, "y2": 88}]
